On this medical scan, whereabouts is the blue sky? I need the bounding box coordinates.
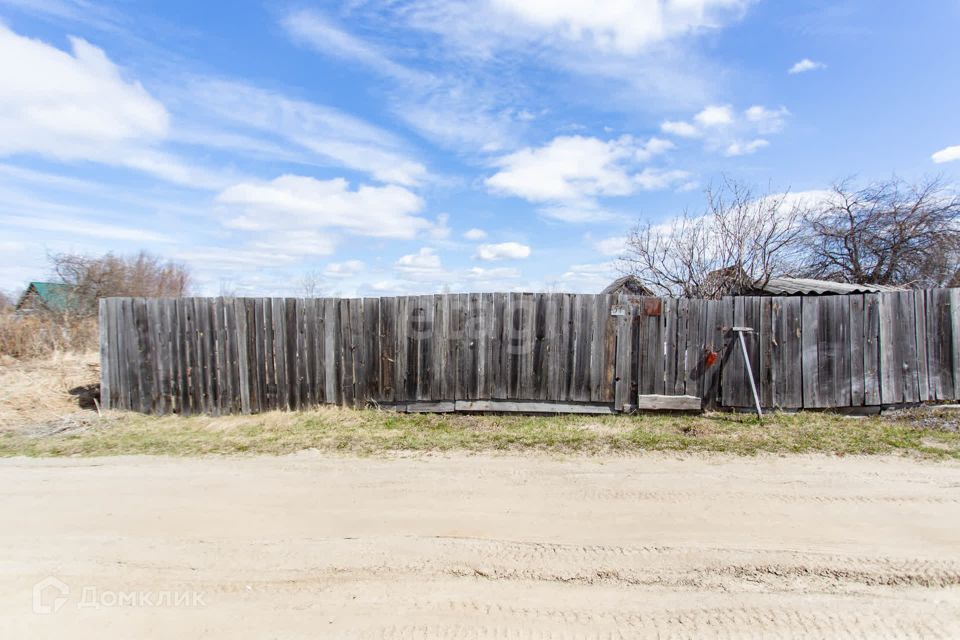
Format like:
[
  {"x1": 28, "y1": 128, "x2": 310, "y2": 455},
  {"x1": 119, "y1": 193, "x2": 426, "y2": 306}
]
[{"x1": 1, "y1": 0, "x2": 958, "y2": 297}]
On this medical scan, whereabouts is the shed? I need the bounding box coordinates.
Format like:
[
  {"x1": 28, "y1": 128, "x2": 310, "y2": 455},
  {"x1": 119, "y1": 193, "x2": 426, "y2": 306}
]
[
  {"x1": 601, "y1": 275, "x2": 653, "y2": 296},
  {"x1": 15, "y1": 282, "x2": 77, "y2": 313}
]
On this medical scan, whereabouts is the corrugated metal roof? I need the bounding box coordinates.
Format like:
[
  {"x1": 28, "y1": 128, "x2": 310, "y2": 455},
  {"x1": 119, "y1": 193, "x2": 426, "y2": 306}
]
[
  {"x1": 16, "y1": 282, "x2": 77, "y2": 311},
  {"x1": 750, "y1": 277, "x2": 904, "y2": 296}
]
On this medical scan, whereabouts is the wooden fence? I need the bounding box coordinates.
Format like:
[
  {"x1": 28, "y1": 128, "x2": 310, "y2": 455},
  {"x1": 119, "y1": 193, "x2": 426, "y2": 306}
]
[{"x1": 99, "y1": 290, "x2": 960, "y2": 415}]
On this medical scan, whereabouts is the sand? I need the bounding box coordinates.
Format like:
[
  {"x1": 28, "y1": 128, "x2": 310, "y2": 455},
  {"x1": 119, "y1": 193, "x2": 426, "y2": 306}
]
[{"x1": 2, "y1": 452, "x2": 959, "y2": 639}]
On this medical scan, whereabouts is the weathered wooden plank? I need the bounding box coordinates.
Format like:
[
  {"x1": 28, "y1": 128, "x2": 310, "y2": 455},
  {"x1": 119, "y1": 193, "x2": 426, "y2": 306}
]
[
  {"x1": 699, "y1": 298, "x2": 721, "y2": 408},
  {"x1": 364, "y1": 297, "x2": 381, "y2": 403},
  {"x1": 781, "y1": 297, "x2": 804, "y2": 409},
  {"x1": 211, "y1": 297, "x2": 226, "y2": 415},
  {"x1": 98, "y1": 299, "x2": 111, "y2": 410},
  {"x1": 863, "y1": 293, "x2": 882, "y2": 405},
  {"x1": 416, "y1": 295, "x2": 434, "y2": 402},
  {"x1": 589, "y1": 294, "x2": 609, "y2": 402},
  {"x1": 614, "y1": 295, "x2": 632, "y2": 411},
  {"x1": 723, "y1": 297, "x2": 760, "y2": 407},
  {"x1": 347, "y1": 298, "x2": 363, "y2": 407},
  {"x1": 174, "y1": 299, "x2": 190, "y2": 414},
  {"x1": 492, "y1": 293, "x2": 507, "y2": 400},
  {"x1": 952, "y1": 289, "x2": 960, "y2": 400},
  {"x1": 454, "y1": 400, "x2": 615, "y2": 415},
  {"x1": 259, "y1": 298, "x2": 274, "y2": 410},
  {"x1": 432, "y1": 294, "x2": 447, "y2": 400},
  {"x1": 394, "y1": 296, "x2": 410, "y2": 402},
  {"x1": 442, "y1": 295, "x2": 457, "y2": 401},
  {"x1": 507, "y1": 293, "x2": 523, "y2": 399},
  {"x1": 601, "y1": 294, "x2": 616, "y2": 402},
  {"x1": 234, "y1": 299, "x2": 251, "y2": 413},
  {"x1": 914, "y1": 291, "x2": 930, "y2": 401},
  {"x1": 323, "y1": 298, "x2": 340, "y2": 405},
  {"x1": 479, "y1": 293, "x2": 495, "y2": 399},
  {"x1": 252, "y1": 298, "x2": 266, "y2": 411},
  {"x1": 573, "y1": 295, "x2": 592, "y2": 401},
  {"x1": 811, "y1": 296, "x2": 849, "y2": 408},
  {"x1": 545, "y1": 293, "x2": 563, "y2": 402},
  {"x1": 561, "y1": 294, "x2": 577, "y2": 401},
  {"x1": 800, "y1": 297, "x2": 820, "y2": 407},
  {"x1": 285, "y1": 298, "x2": 300, "y2": 410},
  {"x1": 683, "y1": 297, "x2": 703, "y2": 400},
  {"x1": 670, "y1": 298, "x2": 686, "y2": 395},
  {"x1": 404, "y1": 401, "x2": 455, "y2": 413},
  {"x1": 635, "y1": 394, "x2": 701, "y2": 411},
  {"x1": 662, "y1": 298, "x2": 678, "y2": 396},
  {"x1": 378, "y1": 296, "x2": 396, "y2": 404},
  {"x1": 106, "y1": 299, "x2": 123, "y2": 410},
  {"x1": 848, "y1": 294, "x2": 865, "y2": 406},
  {"x1": 269, "y1": 298, "x2": 287, "y2": 410},
  {"x1": 897, "y1": 291, "x2": 920, "y2": 403},
  {"x1": 926, "y1": 289, "x2": 954, "y2": 401},
  {"x1": 301, "y1": 298, "x2": 316, "y2": 408}
]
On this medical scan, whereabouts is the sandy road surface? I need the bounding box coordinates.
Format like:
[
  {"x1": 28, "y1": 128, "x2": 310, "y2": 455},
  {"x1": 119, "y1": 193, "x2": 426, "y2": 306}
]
[{"x1": 2, "y1": 453, "x2": 959, "y2": 639}]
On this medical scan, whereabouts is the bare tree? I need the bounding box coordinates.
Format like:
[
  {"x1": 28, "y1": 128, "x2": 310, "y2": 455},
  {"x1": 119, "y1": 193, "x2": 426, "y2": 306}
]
[
  {"x1": 298, "y1": 270, "x2": 326, "y2": 297},
  {"x1": 50, "y1": 250, "x2": 192, "y2": 316},
  {"x1": 622, "y1": 179, "x2": 808, "y2": 297},
  {"x1": 0, "y1": 290, "x2": 12, "y2": 312},
  {"x1": 803, "y1": 176, "x2": 960, "y2": 287}
]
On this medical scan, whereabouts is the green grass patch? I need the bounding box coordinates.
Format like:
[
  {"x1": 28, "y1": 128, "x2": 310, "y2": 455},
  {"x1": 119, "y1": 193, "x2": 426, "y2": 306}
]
[{"x1": 1, "y1": 406, "x2": 959, "y2": 459}]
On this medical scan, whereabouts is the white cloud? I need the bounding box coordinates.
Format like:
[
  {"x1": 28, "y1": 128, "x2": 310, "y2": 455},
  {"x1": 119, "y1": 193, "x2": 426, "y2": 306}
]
[
  {"x1": 475, "y1": 242, "x2": 531, "y2": 261},
  {"x1": 660, "y1": 120, "x2": 700, "y2": 138},
  {"x1": 560, "y1": 261, "x2": 617, "y2": 292},
  {"x1": 483, "y1": 0, "x2": 751, "y2": 55},
  {"x1": 538, "y1": 202, "x2": 617, "y2": 223},
  {"x1": 0, "y1": 24, "x2": 244, "y2": 190},
  {"x1": 396, "y1": 247, "x2": 443, "y2": 275},
  {"x1": 725, "y1": 138, "x2": 769, "y2": 156},
  {"x1": 635, "y1": 167, "x2": 693, "y2": 190},
  {"x1": 216, "y1": 175, "x2": 429, "y2": 241},
  {"x1": 744, "y1": 105, "x2": 789, "y2": 134},
  {"x1": 660, "y1": 103, "x2": 787, "y2": 156},
  {"x1": 932, "y1": 145, "x2": 960, "y2": 164},
  {"x1": 465, "y1": 266, "x2": 520, "y2": 280},
  {"x1": 486, "y1": 135, "x2": 677, "y2": 202},
  {"x1": 592, "y1": 235, "x2": 627, "y2": 256},
  {"x1": 463, "y1": 228, "x2": 488, "y2": 240},
  {"x1": 788, "y1": 58, "x2": 825, "y2": 74},
  {"x1": 0, "y1": 24, "x2": 229, "y2": 189},
  {"x1": 693, "y1": 104, "x2": 734, "y2": 127},
  {"x1": 0, "y1": 25, "x2": 168, "y2": 158},
  {"x1": 324, "y1": 260, "x2": 365, "y2": 277}
]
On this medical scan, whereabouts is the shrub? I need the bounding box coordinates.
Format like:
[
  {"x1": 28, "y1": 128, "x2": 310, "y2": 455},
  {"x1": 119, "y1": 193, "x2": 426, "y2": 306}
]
[{"x1": 0, "y1": 311, "x2": 98, "y2": 359}]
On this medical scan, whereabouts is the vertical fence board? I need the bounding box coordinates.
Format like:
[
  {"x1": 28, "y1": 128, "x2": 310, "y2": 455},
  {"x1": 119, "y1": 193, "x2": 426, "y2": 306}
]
[
  {"x1": 801, "y1": 297, "x2": 821, "y2": 408},
  {"x1": 914, "y1": 291, "x2": 930, "y2": 401},
  {"x1": 863, "y1": 294, "x2": 882, "y2": 405}
]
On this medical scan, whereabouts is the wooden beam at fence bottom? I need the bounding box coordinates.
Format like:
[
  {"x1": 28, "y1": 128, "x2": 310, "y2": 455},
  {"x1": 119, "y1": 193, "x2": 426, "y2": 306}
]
[
  {"x1": 634, "y1": 395, "x2": 701, "y2": 411},
  {"x1": 404, "y1": 401, "x2": 456, "y2": 413},
  {"x1": 453, "y1": 400, "x2": 615, "y2": 414}
]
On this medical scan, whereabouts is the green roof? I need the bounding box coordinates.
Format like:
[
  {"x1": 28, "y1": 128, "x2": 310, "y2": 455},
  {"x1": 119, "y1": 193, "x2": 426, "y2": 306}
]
[{"x1": 17, "y1": 282, "x2": 77, "y2": 311}]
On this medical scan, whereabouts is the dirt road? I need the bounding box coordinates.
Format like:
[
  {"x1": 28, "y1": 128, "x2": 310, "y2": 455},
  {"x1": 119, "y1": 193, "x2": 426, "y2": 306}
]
[{"x1": 2, "y1": 452, "x2": 959, "y2": 638}]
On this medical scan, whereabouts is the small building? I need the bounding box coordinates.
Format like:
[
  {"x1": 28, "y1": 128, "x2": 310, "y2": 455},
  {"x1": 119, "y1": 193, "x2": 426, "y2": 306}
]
[
  {"x1": 15, "y1": 282, "x2": 77, "y2": 313},
  {"x1": 601, "y1": 275, "x2": 654, "y2": 296},
  {"x1": 743, "y1": 277, "x2": 904, "y2": 296}
]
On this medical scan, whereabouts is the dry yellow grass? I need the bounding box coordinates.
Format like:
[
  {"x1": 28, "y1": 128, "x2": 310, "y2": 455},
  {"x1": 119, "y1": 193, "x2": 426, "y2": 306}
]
[
  {"x1": 0, "y1": 351, "x2": 99, "y2": 429},
  {"x1": 0, "y1": 312, "x2": 98, "y2": 359}
]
